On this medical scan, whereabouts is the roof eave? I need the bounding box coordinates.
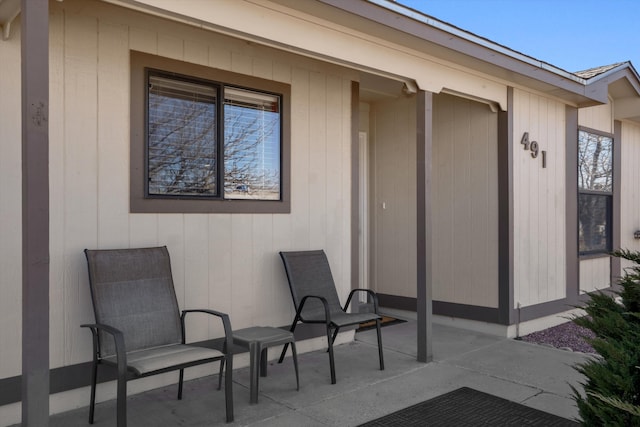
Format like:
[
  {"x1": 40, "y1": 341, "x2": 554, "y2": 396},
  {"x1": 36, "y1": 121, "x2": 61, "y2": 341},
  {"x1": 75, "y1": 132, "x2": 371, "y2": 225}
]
[
  {"x1": 312, "y1": 0, "x2": 606, "y2": 106},
  {"x1": 585, "y1": 63, "x2": 640, "y2": 97}
]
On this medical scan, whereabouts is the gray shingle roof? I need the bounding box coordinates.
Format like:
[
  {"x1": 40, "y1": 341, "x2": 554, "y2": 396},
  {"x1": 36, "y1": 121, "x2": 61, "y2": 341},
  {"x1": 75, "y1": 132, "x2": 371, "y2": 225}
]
[{"x1": 574, "y1": 62, "x2": 627, "y2": 79}]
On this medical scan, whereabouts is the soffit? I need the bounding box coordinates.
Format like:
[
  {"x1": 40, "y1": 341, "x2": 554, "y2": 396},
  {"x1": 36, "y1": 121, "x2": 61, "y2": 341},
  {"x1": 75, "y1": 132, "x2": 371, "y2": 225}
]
[{"x1": 609, "y1": 77, "x2": 639, "y2": 99}]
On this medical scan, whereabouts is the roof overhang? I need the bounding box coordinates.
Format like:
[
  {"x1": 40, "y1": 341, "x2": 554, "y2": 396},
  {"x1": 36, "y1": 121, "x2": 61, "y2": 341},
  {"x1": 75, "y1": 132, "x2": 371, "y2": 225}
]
[
  {"x1": 302, "y1": 0, "x2": 640, "y2": 119},
  {"x1": 583, "y1": 63, "x2": 640, "y2": 122},
  {"x1": 8, "y1": 0, "x2": 640, "y2": 120},
  {"x1": 97, "y1": 0, "x2": 640, "y2": 112},
  {"x1": 281, "y1": 0, "x2": 603, "y2": 107}
]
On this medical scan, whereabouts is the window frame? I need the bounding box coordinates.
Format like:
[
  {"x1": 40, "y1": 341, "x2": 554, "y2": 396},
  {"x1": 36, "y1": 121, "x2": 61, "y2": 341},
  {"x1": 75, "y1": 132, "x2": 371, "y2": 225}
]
[
  {"x1": 131, "y1": 51, "x2": 291, "y2": 213},
  {"x1": 577, "y1": 126, "x2": 614, "y2": 256}
]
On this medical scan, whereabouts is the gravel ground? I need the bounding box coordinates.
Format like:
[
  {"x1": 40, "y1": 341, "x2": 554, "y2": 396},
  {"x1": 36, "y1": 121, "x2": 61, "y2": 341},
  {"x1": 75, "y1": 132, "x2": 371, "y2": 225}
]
[{"x1": 519, "y1": 320, "x2": 596, "y2": 354}]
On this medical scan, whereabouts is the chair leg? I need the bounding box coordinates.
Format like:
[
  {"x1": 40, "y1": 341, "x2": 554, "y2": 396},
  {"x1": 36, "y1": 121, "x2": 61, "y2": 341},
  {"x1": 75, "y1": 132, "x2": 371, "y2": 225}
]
[
  {"x1": 178, "y1": 369, "x2": 184, "y2": 400},
  {"x1": 326, "y1": 325, "x2": 336, "y2": 384},
  {"x1": 278, "y1": 321, "x2": 297, "y2": 363},
  {"x1": 375, "y1": 318, "x2": 385, "y2": 370},
  {"x1": 224, "y1": 355, "x2": 234, "y2": 422},
  {"x1": 217, "y1": 359, "x2": 225, "y2": 391},
  {"x1": 88, "y1": 360, "x2": 98, "y2": 424},
  {"x1": 331, "y1": 327, "x2": 339, "y2": 345},
  {"x1": 278, "y1": 342, "x2": 289, "y2": 363},
  {"x1": 291, "y1": 341, "x2": 300, "y2": 391},
  {"x1": 327, "y1": 326, "x2": 340, "y2": 353}
]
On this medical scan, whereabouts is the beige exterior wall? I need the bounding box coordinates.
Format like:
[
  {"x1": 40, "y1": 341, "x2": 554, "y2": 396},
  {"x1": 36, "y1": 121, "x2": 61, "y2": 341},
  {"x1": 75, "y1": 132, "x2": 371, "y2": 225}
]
[
  {"x1": 1, "y1": 0, "x2": 356, "y2": 384},
  {"x1": 579, "y1": 257, "x2": 611, "y2": 293},
  {"x1": 431, "y1": 94, "x2": 499, "y2": 307},
  {"x1": 512, "y1": 88, "x2": 567, "y2": 308},
  {"x1": 368, "y1": 96, "x2": 418, "y2": 298},
  {"x1": 579, "y1": 102, "x2": 614, "y2": 133},
  {"x1": 620, "y1": 121, "x2": 640, "y2": 269},
  {"x1": 367, "y1": 92, "x2": 500, "y2": 308}
]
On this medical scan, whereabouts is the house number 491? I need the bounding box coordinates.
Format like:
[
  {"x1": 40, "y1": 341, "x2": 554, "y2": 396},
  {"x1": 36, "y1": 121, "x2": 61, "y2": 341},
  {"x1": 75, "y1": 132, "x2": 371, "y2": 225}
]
[{"x1": 520, "y1": 132, "x2": 547, "y2": 168}]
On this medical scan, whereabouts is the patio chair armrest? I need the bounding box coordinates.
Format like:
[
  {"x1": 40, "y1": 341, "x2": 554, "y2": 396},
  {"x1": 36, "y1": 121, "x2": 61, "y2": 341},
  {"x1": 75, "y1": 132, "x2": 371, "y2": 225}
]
[
  {"x1": 81, "y1": 323, "x2": 128, "y2": 375},
  {"x1": 180, "y1": 309, "x2": 233, "y2": 354},
  {"x1": 344, "y1": 288, "x2": 380, "y2": 313},
  {"x1": 298, "y1": 294, "x2": 331, "y2": 324}
]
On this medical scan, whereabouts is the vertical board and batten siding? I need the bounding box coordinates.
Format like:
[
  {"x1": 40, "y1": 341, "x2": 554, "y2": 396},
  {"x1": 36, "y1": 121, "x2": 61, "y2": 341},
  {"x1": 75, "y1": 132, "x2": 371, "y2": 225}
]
[
  {"x1": 577, "y1": 102, "x2": 614, "y2": 292},
  {"x1": 0, "y1": 20, "x2": 22, "y2": 380},
  {"x1": 512, "y1": 89, "x2": 567, "y2": 308},
  {"x1": 578, "y1": 102, "x2": 614, "y2": 134},
  {"x1": 369, "y1": 92, "x2": 500, "y2": 308},
  {"x1": 620, "y1": 121, "x2": 640, "y2": 270},
  {"x1": 431, "y1": 93, "x2": 499, "y2": 307},
  {"x1": 0, "y1": 0, "x2": 354, "y2": 386},
  {"x1": 369, "y1": 96, "x2": 417, "y2": 298},
  {"x1": 579, "y1": 258, "x2": 611, "y2": 293}
]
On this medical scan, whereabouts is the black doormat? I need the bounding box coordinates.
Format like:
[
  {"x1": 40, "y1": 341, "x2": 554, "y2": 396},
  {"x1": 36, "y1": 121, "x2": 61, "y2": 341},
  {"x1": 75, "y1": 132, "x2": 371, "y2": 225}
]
[
  {"x1": 358, "y1": 387, "x2": 578, "y2": 426},
  {"x1": 357, "y1": 316, "x2": 406, "y2": 332}
]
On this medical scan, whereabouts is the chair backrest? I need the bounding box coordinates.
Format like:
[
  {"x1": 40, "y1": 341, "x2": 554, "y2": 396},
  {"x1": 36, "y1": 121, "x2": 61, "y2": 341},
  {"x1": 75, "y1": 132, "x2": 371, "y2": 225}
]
[
  {"x1": 84, "y1": 246, "x2": 182, "y2": 357},
  {"x1": 279, "y1": 250, "x2": 344, "y2": 320}
]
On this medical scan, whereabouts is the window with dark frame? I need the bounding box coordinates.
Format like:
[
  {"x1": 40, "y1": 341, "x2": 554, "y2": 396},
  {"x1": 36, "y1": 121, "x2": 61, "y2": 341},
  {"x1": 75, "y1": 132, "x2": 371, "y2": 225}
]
[
  {"x1": 130, "y1": 52, "x2": 290, "y2": 214},
  {"x1": 146, "y1": 69, "x2": 282, "y2": 202},
  {"x1": 578, "y1": 129, "x2": 613, "y2": 255}
]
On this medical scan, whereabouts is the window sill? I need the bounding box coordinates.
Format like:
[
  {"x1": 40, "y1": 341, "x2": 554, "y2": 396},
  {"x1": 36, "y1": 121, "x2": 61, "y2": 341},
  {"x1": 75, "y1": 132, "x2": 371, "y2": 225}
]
[{"x1": 130, "y1": 196, "x2": 290, "y2": 214}]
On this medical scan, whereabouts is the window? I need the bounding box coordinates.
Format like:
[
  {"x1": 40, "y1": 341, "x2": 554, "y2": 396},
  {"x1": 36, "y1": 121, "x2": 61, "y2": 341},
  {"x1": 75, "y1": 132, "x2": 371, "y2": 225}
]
[
  {"x1": 578, "y1": 129, "x2": 613, "y2": 254},
  {"x1": 147, "y1": 74, "x2": 219, "y2": 197},
  {"x1": 131, "y1": 51, "x2": 290, "y2": 213},
  {"x1": 223, "y1": 87, "x2": 281, "y2": 200}
]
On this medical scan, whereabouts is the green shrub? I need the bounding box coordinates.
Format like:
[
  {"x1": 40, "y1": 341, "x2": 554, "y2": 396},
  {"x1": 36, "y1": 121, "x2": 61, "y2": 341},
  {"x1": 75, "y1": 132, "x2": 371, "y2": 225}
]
[{"x1": 572, "y1": 249, "x2": 640, "y2": 426}]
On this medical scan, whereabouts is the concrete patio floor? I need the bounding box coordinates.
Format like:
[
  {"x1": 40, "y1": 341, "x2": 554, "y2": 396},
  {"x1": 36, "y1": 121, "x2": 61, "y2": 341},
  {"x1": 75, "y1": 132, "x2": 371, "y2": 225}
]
[{"x1": 37, "y1": 316, "x2": 589, "y2": 426}]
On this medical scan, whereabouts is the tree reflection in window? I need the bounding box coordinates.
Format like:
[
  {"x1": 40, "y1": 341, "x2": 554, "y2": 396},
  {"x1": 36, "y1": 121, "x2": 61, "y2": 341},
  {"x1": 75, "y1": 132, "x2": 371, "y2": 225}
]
[
  {"x1": 578, "y1": 130, "x2": 613, "y2": 254},
  {"x1": 146, "y1": 72, "x2": 281, "y2": 201},
  {"x1": 224, "y1": 87, "x2": 280, "y2": 200},
  {"x1": 148, "y1": 75, "x2": 218, "y2": 197}
]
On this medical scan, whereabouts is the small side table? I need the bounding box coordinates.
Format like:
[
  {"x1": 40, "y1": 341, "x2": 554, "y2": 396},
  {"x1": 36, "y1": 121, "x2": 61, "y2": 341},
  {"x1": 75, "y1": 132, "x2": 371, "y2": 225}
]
[{"x1": 233, "y1": 326, "x2": 299, "y2": 403}]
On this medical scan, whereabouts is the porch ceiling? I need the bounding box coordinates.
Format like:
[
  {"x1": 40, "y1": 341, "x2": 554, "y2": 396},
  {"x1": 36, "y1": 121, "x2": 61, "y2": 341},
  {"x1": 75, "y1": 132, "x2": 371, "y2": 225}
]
[{"x1": 359, "y1": 72, "x2": 405, "y2": 102}]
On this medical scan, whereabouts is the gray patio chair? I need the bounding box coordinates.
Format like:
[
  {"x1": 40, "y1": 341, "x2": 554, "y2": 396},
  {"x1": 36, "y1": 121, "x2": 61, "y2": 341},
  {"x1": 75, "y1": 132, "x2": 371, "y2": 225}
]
[
  {"x1": 82, "y1": 247, "x2": 233, "y2": 426},
  {"x1": 277, "y1": 250, "x2": 384, "y2": 384}
]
